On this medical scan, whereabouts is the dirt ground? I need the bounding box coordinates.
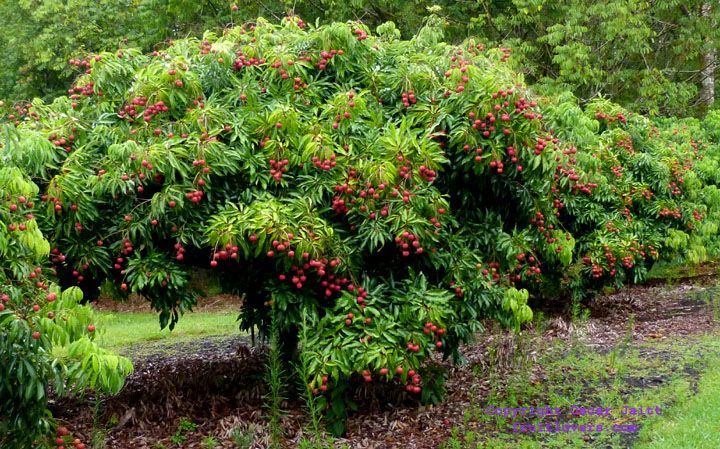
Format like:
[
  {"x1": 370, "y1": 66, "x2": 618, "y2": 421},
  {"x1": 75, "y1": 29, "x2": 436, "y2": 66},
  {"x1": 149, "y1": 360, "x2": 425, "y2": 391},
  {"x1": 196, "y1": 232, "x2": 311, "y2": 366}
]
[
  {"x1": 53, "y1": 274, "x2": 720, "y2": 449},
  {"x1": 92, "y1": 292, "x2": 244, "y2": 314}
]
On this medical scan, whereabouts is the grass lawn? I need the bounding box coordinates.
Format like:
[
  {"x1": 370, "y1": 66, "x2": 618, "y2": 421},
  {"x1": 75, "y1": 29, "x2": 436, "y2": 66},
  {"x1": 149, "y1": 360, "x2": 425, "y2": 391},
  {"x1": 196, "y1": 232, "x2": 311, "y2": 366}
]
[
  {"x1": 94, "y1": 311, "x2": 242, "y2": 352},
  {"x1": 441, "y1": 328, "x2": 720, "y2": 449},
  {"x1": 635, "y1": 357, "x2": 720, "y2": 449}
]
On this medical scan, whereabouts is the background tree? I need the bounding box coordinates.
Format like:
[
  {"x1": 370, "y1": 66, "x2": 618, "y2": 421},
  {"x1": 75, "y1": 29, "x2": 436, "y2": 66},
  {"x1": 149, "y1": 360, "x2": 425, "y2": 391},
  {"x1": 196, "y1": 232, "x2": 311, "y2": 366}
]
[{"x1": 472, "y1": 0, "x2": 720, "y2": 115}]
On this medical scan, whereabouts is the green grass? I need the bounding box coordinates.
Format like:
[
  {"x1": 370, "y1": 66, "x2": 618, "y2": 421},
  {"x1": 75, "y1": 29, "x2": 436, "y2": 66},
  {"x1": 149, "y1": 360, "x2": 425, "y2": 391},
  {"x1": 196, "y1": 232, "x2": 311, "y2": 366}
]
[
  {"x1": 635, "y1": 357, "x2": 720, "y2": 449},
  {"x1": 646, "y1": 259, "x2": 719, "y2": 284},
  {"x1": 94, "y1": 311, "x2": 241, "y2": 352},
  {"x1": 442, "y1": 327, "x2": 720, "y2": 449}
]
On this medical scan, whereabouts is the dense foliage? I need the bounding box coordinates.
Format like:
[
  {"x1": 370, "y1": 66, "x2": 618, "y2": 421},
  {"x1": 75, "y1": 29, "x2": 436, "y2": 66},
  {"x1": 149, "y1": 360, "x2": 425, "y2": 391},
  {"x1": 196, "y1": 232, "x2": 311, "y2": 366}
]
[
  {"x1": 0, "y1": 0, "x2": 236, "y2": 101},
  {"x1": 470, "y1": 0, "x2": 720, "y2": 115},
  {"x1": 4, "y1": 15, "x2": 720, "y2": 436},
  {"x1": 2, "y1": 1, "x2": 720, "y2": 117},
  {"x1": 0, "y1": 168, "x2": 132, "y2": 448}
]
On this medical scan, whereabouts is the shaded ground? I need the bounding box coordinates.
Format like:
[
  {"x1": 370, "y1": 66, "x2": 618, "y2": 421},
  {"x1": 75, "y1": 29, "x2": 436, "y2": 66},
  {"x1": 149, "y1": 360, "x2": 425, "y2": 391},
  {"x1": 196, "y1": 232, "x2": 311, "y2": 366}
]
[
  {"x1": 93, "y1": 293, "x2": 243, "y2": 314},
  {"x1": 53, "y1": 273, "x2": 720, "y2": 449}
]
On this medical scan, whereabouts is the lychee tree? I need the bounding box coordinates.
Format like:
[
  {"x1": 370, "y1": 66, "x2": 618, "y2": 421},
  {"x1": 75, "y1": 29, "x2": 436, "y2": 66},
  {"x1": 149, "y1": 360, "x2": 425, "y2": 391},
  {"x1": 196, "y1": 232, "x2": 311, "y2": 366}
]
[
  {"x1": 0, "y1": 167, "x2": 132, "y2": 449},
  {"x1": 3, "y1": 15, "x2": 720, "y2": 436}
]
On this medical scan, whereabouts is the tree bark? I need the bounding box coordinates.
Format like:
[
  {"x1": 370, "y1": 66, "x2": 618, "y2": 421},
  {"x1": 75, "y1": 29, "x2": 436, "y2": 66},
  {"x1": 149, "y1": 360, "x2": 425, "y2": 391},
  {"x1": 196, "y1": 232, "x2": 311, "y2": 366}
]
[{"x1": 700, "y1": 3, "x2": 716, "y2": 107}]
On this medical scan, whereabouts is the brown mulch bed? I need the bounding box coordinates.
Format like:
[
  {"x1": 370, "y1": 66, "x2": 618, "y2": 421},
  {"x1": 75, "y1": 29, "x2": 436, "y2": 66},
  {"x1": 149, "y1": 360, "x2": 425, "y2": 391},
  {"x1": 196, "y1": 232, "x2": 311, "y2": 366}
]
[
  {"x1": 584, "y1": 282, "x2": 717, "y2": 351},
  {"x1": 53, "y1": 277, "x2": 720, "y2": 449}
]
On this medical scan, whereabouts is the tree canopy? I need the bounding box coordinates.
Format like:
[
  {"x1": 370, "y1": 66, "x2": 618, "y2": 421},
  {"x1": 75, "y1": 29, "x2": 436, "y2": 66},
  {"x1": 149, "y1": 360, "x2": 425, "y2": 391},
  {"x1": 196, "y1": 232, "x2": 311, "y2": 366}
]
[{"x1": 2, "y1": 1, "x2": 720, "y2": 116}]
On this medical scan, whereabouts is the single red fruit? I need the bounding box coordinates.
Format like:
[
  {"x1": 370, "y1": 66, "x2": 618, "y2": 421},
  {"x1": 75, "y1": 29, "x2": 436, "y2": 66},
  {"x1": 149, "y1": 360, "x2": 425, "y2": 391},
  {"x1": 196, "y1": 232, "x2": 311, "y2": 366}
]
[{"x1": 87, "y1": 324, "x2": 95, "y2": 332}]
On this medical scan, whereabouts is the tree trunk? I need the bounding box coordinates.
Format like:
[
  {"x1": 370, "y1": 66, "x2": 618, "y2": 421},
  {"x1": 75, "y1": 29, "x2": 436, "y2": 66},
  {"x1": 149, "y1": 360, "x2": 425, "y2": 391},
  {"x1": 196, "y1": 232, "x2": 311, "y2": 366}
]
[{"x1": 700, "y1": 3, "x2": 716, "y2": 107}]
